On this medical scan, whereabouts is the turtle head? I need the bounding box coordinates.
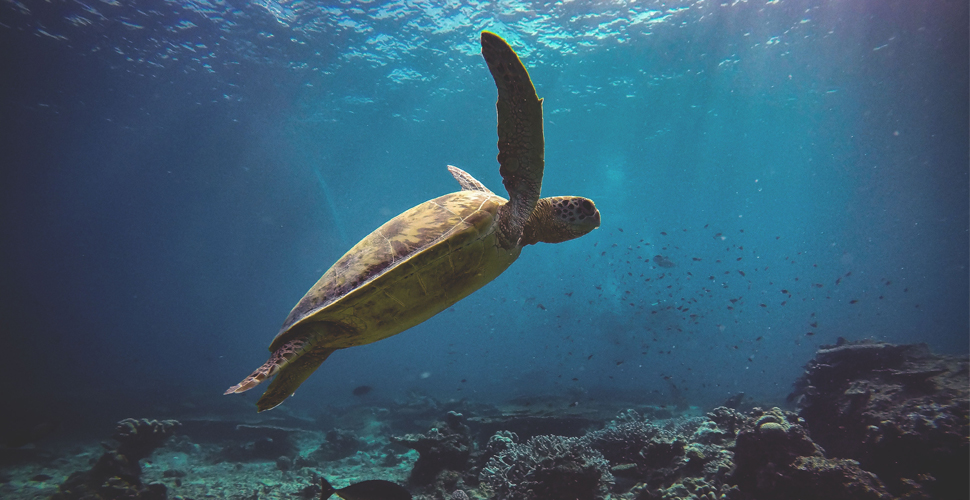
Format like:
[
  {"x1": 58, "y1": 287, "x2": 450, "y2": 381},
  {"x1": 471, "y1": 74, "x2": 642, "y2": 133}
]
[{"x1": 521, "y1": 196, "x2": 600, "y2": 246}]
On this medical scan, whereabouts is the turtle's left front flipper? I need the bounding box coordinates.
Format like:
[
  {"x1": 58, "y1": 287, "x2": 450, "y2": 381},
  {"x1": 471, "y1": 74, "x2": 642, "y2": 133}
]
[{"x1": 481, "y1": 31, "x2": 544, "y2": 248}]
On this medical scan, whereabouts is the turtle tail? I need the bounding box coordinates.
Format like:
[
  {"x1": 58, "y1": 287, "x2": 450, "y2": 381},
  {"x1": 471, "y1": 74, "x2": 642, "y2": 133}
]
[{"x1": 224, "y1": 337, "x2": 315, "y2": 395}]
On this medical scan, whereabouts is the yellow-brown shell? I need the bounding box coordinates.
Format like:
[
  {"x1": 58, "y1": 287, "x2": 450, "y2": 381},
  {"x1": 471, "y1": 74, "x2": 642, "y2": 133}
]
[{"x1": 268, "y1": 189, "x2": 520, "y2": 353}]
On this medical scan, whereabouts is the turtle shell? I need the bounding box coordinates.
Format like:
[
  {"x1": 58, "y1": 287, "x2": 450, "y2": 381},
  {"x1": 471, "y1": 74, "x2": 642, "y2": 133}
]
[{"x1": 268, "y1": 189, "x2": 520, "y2": 353}]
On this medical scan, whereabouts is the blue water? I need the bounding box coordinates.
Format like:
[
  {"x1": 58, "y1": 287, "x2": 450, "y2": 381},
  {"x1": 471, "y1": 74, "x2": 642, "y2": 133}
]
[{"x1": 1, "y1": 0, "x2": 966, "y2": 423}]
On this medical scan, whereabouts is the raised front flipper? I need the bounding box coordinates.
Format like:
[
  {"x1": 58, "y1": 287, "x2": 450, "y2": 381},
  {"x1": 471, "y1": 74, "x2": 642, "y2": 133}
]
[{"x1": 481, "y1": 31, "x2": 544, "y2": 248}]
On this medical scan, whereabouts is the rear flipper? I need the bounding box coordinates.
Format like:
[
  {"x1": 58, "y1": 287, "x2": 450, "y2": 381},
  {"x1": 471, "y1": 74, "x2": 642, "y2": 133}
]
[
  {"x1": 224, "y1": 338, "x2": 310, "y2": 395},
  {"x1": 256, "y1": 347, "x2": 335, "y2": 412}
]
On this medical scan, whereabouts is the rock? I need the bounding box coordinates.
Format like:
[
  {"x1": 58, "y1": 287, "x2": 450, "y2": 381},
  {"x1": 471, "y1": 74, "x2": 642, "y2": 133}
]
[
  {"x1": 310, "y1": 428, "x2": 363, "y2": 462},
  {"x1": 392, "y1": 411, "x2": 473, "y2": 486}
]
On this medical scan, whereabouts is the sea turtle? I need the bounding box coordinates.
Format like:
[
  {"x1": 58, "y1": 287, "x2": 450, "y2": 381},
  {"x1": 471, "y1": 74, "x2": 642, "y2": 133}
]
[{"x1": 225, "y1": 31, "x2": 601, "y2": 411}]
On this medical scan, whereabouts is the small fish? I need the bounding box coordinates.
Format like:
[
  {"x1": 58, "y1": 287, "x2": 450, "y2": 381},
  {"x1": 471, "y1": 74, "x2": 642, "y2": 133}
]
[
  {"x1": 352, "y1": 385, "x2": 373, "y2": 396},
  {"x1": 4, "y1": 420, "x2": 61, "y2": 448},
  {"x1": 321, "y1": 478, "x2": 411, "y2": 500}
]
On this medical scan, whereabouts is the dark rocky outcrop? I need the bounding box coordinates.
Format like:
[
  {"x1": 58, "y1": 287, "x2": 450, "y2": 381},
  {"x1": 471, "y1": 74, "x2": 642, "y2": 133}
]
[{"x1": 790, "y1": 339, "x2": 969, "y2": 498}]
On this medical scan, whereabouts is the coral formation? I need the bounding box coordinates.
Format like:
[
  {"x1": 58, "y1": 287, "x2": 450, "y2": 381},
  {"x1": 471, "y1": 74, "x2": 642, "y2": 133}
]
[
  {"x1": 480, "y1": 433, "x2": 613, "y2": 500},
  {"x1": 790, "y1": 338, "x2": 969, "y2": 498},
  {"x1": 53, "y1": 418, "x2": 180, "y2": 500}
]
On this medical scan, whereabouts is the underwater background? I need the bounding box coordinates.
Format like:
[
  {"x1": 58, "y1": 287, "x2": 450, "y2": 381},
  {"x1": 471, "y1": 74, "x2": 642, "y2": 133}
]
[{"x1": 1, "y1": 0, "x2": 967, "y2": 462}]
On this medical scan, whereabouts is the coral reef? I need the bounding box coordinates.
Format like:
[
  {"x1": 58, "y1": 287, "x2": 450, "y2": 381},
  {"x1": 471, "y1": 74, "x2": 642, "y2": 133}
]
[
  {"x1": 53, "y1": 418, "x2": 180, "y2": 500},
  {"x1": 790, "y1": 338, "x2": 969, "y2": 498},
  {"x1": 10, "y1": 342, "x2": 966, "y2": 500},
  {"x1": 480, "y1": 433, "x2": 613, "y2": 500},
  {"x1": 579, "y1": 409, "x2": 737, "y2": 499}
]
